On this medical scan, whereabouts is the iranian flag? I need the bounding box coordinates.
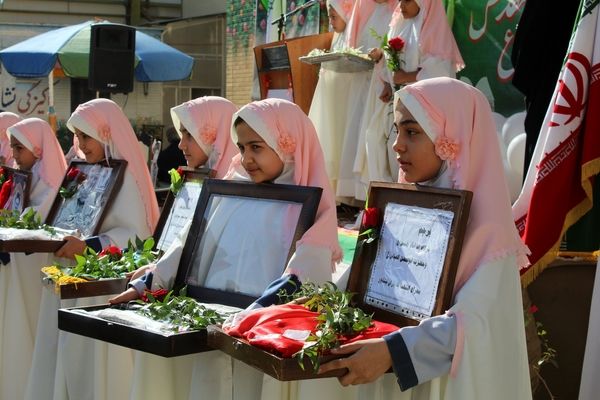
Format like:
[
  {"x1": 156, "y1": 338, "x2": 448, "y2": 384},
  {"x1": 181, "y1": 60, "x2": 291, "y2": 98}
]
[{"x1": 513, "y1": 0, "x2": 600, "y2": 286}]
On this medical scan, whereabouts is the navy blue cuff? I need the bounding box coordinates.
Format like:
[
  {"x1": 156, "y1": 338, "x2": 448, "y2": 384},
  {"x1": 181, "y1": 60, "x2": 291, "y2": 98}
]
[
  {"x1": 85, "y1": 236, "x2": 103, "y2": 253},
  {"x1": 384, "y1": 330, "x2": 419, "y2": 391},
  {"x1": 0, "y1": 252, "x2": 10, "y2": 265},
  {"x1": 127, "y1": 271, "x2": 153, "y2": 292},
  {"x1": 253, "y1": 274, "x2": 302, "y2": 307}
]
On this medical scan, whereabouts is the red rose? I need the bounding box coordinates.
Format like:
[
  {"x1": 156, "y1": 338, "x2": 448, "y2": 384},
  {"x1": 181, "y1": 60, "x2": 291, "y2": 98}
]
[
  {"x1": 528, "y1": 305, "x2": 539, "y2": 314},
  {"x1": 0, "y1": 177, "x2": 13, "y2": 209},
  {"x1": 362, "y1": 207, "x2": 380, "y2": 229},
  {"x1": 141, "y1": 288, "x2": 169, "y2": 303},
  {"x1": 66, "y1": 167, "x2": 80, "y2": 181},
  {"x1": 388, "y1": 36, "x2": 405, "y2": 52},
  {"x1": 176, "y1": 167, "x2": 184, "y2": 177},
  {"x1": 99, "y1": 245, "x2": 123, "y2": 258},
  {"x1": 0, "y1": 167, "x2": 4, "y2": 176}
]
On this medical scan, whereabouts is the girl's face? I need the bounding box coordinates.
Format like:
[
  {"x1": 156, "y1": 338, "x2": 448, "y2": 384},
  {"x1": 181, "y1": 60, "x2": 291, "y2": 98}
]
[
  {"x1": 178, "y1": 123, "x2": 208, "y2": 168},
  {"x1": 393, "y1": 101, "x2": 442, "y2": 183},
  {"x1": 328, "y1": 6, "x2": 347, "y2": 33},
  {"x1": 235, "y1": 121, "x2": 284, "y2": 183},
  {"x1": 10, "y1": 136, "x2": 37, "y2": 171},
  {"x1": 75, "y1": 128, "x2": 105, "y2": 163},
  {"x1": 400, "y1": 0, "x2": 420, "y2": 19}
]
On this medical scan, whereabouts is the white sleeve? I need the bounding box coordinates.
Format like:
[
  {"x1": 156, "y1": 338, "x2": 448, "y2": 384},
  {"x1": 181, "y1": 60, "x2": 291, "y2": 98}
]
[
  {"x1": 416, "y1": 55, "x2": 455, "y2": 81},
  {"x1": 284, "y1": 242, "x2": 333, "y2": 285}
]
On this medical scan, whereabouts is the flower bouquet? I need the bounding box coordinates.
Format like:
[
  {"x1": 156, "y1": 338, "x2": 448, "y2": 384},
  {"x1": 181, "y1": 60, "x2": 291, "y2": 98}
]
[{"x1": 41, "y1": 236, "x2": 158, "y2": 298}]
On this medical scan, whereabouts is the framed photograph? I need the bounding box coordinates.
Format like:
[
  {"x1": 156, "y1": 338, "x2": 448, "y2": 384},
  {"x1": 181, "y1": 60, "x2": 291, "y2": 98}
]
[
  {"x1": 0, "y1": 165, "x2": 31, "y2": 213},
  {"x1": 45, "y1": 159, "x2": 127, "y2": 237},
  {"x1": 153, "y1": 167, "x2": 214, "y2": 253},
  {"x1": 207, "y1": 182, "x2": 472, "y2": 380},
  {"x1": 58, "y1": 180, "x2": 323, "y2": 357}
]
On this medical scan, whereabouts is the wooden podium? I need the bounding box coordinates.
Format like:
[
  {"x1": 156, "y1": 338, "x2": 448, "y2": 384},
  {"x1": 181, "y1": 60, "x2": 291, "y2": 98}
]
[{"x1": 254, "y1": 32, "x2": 333, "y2": 115}]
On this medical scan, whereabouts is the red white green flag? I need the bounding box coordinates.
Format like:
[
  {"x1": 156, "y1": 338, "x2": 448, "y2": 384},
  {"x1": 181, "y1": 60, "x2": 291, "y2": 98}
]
[{"x1": 513, "y1": 0, "x2": 600, "y2": 286}]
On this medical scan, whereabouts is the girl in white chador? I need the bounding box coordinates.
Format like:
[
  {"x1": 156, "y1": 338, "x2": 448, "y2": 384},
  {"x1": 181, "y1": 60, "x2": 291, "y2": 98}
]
[
  {"x1": 0, "y1": 118, "x2": 67, "y2": 400},
  {"x1": 115, "y1": 96, "x2": 239, "y2": 400},
  {"x1": 335, "y1": 0, "x2": 396, "y2": 203},
  {"x1": 25, "y1": 99, "x2": 159, "y2": 400},
  {"x1": 318, "y1": 78, "x2": 532, "y2": 400},
  {"x1": 308, "y1": 0, "x2": 353, "y2": 192},
  {"x1": 354, "y1": 0, "x2": 465, "y2": 196},
  {"x1": 0, "y1": 111, "x2": 22, "y2": 166},
  {"x1": 110, "y1": 98, "x2": 341, "y2": 400}
]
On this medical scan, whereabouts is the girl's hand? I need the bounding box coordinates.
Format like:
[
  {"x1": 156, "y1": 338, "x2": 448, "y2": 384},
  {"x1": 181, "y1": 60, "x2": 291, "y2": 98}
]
[
  {"x1": 54, "y1": 236, "x2": 87, "y2": 259},
  {"x1": 126, "y1": 264, "x2": 156, "y2": 280},
  {"x1": 318, "y1": 338, "x2": 392, "y2": 386},
  {"x1": 379, "y1": 83, "x2": 393, "y2": 103},
  {"x1": 368, "y1": 48, "x2": 384, "y2": 62},
  {"x1": 393, "y1": 69, "x2": 418, "y2": 85},
  {"x1": 108, "y1": 287, "x2": 140, "y2": 304}
]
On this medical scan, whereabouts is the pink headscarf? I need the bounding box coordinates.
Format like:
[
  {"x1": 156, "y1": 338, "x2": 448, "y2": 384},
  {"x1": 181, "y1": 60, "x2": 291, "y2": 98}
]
[
  {"x1": 346, "y1": 0, "x2": 397, "y2": 47},
  {"x1": 66, "y1": 98, "x2": 159, "y2": 234},
  {"x1": 327, "y1": 0, "x2": 354, "y2": 22},
  {"x1": 396, "y1": 78, "x2": 529, "y2": 293},
  {"x1": 390, "y1": 0, "x2": 464, "y2": 71},
  {"x1": 0, "y1": 112, "x2": 22, "y2": 166},
  {"x1": 170, "y1": 96, "x2": 238, "y2": 179},
  {"x1": 226, "y1": 98, "x2": 342, "y2": 265},
  {"x1": 7, "y1": 118, "x2": 67, "y2": 190}
]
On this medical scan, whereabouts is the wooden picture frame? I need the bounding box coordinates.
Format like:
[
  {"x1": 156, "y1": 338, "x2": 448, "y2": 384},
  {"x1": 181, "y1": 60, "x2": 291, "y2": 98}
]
[
  {"x1": 0, "y1": 160, "x2": 126, "y2": 253},
  {"x1": 153, "y1": 167, "x2": 214, "y2": 253},
  {"x1": 0, "y1": 165, "x2": 31, "y2": 212},
  {"x1": 58, "y1": 180, "x2": 323, "y2": 357},
  {"x1": 46, "y1": 159, "x2": 127, "y2": 236},
  {"x1": 207, "y1": 182, "x2": 472, "y2": 380}
]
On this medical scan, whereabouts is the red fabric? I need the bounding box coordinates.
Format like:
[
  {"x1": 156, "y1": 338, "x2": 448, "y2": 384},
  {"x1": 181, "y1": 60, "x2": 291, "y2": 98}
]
[{"x1": 225, "y1": 304, "x2": 399, "y2": 358}]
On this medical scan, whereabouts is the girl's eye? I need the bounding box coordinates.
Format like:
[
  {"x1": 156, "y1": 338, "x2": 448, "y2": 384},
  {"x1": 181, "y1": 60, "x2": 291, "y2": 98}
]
[
  {"x1": 251, "y1": 144, "x2": 262, "y2": 151},
  {"x1": 237, "y1": 145, "x2": 245, "y2": 153}
]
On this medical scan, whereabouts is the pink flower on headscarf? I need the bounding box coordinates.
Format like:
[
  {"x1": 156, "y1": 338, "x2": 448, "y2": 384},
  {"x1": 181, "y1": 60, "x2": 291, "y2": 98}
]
[
  {"x1": 434, "y1": 135, "x2": 460, "y2": 162},
  {"x1": 278, "y1": 133, "x2": 296, "y2": 155},
  {"x1": 98, "y1": 124, "x2": 111, "y2": 141},
  {"x1": 200, "y1": 124, "x2": 218, "y2": 145},
  {"x1": 33, "y1": 146, "x2": 42, "y2": 158}
]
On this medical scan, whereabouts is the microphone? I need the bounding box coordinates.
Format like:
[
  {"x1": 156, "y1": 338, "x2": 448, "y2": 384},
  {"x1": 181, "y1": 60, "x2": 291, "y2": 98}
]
[{"x1": 296, "y1": 0, "x2": 319, "y2": 12}]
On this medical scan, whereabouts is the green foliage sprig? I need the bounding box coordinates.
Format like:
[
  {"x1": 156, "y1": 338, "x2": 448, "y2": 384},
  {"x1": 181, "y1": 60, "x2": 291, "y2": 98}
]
[
  {"x1": 278, "y1": 282, "x2": 373, "y2": 372},
  {"x1": 168, "y1": 168, "x2": 184, "y2": 196},
  {"x1": 135, "y1": 286, "x2": 226, "y2": 332},
  {"x1": 0, "y1": 208, "x2": 56, "y2": 235},
  {"x1": 65, "y1": 236, "x2": 158, "y2": 280}
]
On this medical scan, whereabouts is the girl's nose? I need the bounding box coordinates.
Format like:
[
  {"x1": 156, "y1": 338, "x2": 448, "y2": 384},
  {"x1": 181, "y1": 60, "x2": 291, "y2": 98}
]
[
  {"x1": 393, "y1": 134, "x2": 406, "y2": 153},
  {"x1": 178, "y1": 139, "x2": 185, "y2": 150}
]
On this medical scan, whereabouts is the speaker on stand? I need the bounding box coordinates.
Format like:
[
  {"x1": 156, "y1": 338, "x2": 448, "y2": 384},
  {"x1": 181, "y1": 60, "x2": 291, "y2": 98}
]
[{"x1": 88, "y1": 24, "x2": 136, "y2": 94}]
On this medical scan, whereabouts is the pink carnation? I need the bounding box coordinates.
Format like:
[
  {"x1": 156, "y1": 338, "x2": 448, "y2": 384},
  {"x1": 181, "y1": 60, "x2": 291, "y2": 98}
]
[
  {"x1": 98, "y1": 124, "x2": 111, "y2": 141},
  {"x1": 278, "y1": 133, "x2": 296, "y2": 155},
  {"x1": 434, "y1": 136, "x2": 460, "y2": 162},
  {"x1": 200, "y1": 125, "x2": 217, "y2": 145}
]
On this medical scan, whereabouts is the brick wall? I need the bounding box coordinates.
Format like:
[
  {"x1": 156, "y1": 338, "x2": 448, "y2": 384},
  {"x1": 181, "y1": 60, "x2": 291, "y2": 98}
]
[{"x1": 225, "y1": 0, "x2": 257, "y2": 107}]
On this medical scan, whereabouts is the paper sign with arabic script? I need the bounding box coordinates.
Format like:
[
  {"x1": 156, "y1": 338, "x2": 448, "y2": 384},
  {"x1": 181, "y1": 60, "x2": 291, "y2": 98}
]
[{"x1": 365, "y1": 203, "x2": 454, "y2": 320}]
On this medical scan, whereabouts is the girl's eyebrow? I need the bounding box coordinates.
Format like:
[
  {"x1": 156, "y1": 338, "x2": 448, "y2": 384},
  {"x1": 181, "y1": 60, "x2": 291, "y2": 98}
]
[
  {"x1": 237, "y1": 139, "x2": 265, "y2": 146},
  {"x1": 399, "y1": 119, "x2": 419, "y2": 126}
]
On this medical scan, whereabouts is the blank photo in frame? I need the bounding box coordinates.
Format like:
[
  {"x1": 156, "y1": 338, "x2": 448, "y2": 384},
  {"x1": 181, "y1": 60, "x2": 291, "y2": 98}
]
[
  {"x1": 46, "y1": 160, "x2": 127, "y2": 237},
  {"x1": 175, "y1": 179, "x2": 323, "y2": 308}
]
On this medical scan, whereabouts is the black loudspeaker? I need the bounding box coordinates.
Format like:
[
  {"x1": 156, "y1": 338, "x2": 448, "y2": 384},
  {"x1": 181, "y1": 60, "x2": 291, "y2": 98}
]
[{"x1": 88, "y1": 24, "x2": 136, "y2": 93}]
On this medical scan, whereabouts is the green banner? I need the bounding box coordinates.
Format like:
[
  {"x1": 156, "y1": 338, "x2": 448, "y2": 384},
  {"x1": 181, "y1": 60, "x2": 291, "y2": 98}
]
[{"x1": 447, "y1": 0, "x2": 526, "y2": 116}]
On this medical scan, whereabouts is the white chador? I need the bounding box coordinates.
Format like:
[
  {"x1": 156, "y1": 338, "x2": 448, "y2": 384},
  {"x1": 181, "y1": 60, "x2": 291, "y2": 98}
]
[
  {"x1": 0, "y1": 162, "x2": 59, "y2": 400},
  {"x1": 25, "y1": 169, "x2": 152, "y2": 400},
  {"x1": 353, "y1": 9, "x2": 456, "y2": 194},
  {"x1": 309, "y1": 31, "x2": 350, "y2": 193},
  {"x1": 336, "y1": 3, "x2": 392, "y2": 202}
]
